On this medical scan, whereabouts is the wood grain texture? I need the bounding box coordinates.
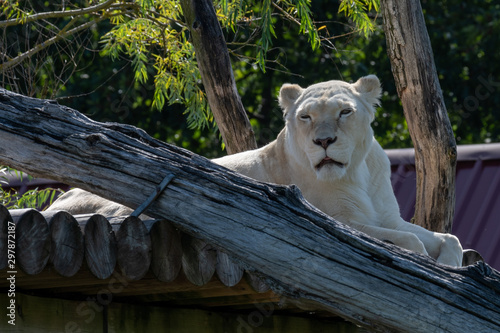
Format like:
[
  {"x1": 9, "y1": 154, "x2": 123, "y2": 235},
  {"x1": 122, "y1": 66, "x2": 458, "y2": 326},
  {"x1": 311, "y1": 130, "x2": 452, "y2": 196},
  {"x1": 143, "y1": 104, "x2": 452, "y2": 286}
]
[
  {"x1": 182, "y1": 234, "x2": 216, "y2": 286},
  {"x1": 0, "y1": 89, "x2": 499, "y2": 332},
  {"x1": 150, "y1": 219, "x2": 182, "y2": 282},
  {"x1": 115, "y1": 216, "x2": 151, "y2": 281},
  {"x1": 84, "y1": 214, "x2": 117, "y2": 279},
  {"x1": 245, "y1": 272, "x2": 271, "y2": 293},
  {"x1": 381, "y1": 0, "x2": 457, "y2": 233},
  {"x1": 216, "y1": 250, "x2": 244, "y2": 287},
  {"x1": 48, "y1": 211, "x2": 84, "y2": 277},
  {"x1": 11, "y1": 209, "x2": 50, "y2": 275}
]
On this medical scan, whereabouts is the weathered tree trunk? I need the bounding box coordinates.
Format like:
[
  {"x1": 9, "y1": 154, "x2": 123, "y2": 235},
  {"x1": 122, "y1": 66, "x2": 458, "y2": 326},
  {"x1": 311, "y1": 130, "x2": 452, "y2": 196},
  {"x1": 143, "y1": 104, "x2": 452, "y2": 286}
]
[
  {"x1": 381, "y1": 0, "x2": 457, "y2": 233},
  {"x1": 179, "y1": 0, "x2": 257, "y2": 155},
  {"x1": 0, "y1": 89, "x2": 499, "y2": 332}
]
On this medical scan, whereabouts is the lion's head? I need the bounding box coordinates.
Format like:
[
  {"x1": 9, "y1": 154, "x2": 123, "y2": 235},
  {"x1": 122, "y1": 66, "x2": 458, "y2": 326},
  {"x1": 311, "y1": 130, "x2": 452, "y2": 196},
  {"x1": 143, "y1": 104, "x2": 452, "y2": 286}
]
[{"x1": 278, "y1": 75, "x2": 382, "y2": 181}]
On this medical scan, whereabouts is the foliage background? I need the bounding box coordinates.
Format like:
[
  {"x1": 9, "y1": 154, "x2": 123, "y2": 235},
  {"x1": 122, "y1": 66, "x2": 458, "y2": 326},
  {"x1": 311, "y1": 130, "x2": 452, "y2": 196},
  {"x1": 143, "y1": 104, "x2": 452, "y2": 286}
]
[{"x1": 1, "y1": 0, "x2": 499, "y2": 161}]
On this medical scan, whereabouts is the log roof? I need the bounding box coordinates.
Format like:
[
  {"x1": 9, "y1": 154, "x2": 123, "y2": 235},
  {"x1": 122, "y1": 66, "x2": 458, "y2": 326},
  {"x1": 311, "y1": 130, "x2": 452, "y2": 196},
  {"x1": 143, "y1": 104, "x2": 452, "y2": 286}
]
[{"x1": 0, "y1": 206, "x2": 288, "y2": 313}]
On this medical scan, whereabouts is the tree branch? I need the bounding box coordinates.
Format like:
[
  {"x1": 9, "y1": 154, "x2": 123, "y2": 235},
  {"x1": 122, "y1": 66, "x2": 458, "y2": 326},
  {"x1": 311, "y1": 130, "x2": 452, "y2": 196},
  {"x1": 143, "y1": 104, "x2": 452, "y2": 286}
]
[
  {"x1": 0, "y1": 17, "x2": 107, "y2": 73},
  {"x1": 0, "y1": 0, "x2": 117, "y2": 28}
]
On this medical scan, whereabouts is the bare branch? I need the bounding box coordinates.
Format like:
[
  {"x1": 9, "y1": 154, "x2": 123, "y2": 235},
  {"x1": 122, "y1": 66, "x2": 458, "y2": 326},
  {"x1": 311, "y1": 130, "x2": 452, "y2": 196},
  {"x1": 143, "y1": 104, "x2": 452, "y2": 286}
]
[
  {"x1": 0, "y1": 0, "x2": 117, "y2": 28},
  {"x1": 0, "y1": 17, "x2": 106, "y2": 73}
]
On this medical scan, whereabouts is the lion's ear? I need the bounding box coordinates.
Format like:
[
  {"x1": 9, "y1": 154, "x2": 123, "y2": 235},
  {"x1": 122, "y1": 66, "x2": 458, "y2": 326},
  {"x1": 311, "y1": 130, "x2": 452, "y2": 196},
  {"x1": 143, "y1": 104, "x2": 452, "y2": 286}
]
[
  {"x1": 279, "y1": 84, "x2": 304, "y2": 112},
  {"x1": 353, "y1": 75, "x2": 382, "y2": 106}
]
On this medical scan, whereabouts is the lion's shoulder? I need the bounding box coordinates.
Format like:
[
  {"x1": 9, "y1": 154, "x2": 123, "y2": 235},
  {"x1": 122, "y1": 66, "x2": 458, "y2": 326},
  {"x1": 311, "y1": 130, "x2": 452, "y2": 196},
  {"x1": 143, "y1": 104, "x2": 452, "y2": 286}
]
[
  {"x1": 213, "y1": 137, "x2": 289, "y2": 184},
  {"x1": 364, "y1": 138, "x2": 391, "y2": 179},
  {"x1": 362, "y1": 138, "x2": 401, "y2": 221}
]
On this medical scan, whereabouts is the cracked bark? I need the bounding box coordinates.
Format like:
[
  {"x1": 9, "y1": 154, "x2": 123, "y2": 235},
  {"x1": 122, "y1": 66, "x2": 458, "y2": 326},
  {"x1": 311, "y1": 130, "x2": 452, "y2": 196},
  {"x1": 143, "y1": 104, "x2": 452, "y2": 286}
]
[{"x1": 381, "y1": 0, "x2": 457, "y2": 233}]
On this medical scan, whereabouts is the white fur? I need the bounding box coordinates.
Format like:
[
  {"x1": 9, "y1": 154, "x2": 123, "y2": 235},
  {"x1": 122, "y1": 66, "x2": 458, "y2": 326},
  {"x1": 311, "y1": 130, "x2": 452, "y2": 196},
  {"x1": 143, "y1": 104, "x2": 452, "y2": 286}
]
[
  {"x1": 49, "y1": 75, "x2": 463, "y2": 267},
  {"x1": 213, "y1": 75, "x2": 463, "y2": 266}
]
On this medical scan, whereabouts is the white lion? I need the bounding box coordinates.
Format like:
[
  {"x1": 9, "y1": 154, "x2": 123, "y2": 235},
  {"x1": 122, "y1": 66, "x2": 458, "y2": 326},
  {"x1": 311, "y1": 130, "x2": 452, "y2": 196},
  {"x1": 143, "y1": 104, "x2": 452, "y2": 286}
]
[{"x1": 49, "y1": 75, "x2": 463, "y2": 266}]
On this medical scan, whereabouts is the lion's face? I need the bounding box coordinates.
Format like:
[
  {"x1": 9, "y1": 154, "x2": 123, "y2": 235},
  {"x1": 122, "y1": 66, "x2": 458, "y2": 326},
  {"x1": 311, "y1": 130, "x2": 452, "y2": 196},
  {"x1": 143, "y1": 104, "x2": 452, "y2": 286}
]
[{"x1": 279, "y1": 75, "x2": 382, "y2": 181}]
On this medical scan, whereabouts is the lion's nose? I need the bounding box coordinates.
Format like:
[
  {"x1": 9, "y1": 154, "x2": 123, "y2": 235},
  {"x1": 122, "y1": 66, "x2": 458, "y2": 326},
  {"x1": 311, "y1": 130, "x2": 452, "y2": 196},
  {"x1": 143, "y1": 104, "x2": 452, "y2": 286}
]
[{"x1": 313, "y1": 136, "x2": 337, "y2": 149}]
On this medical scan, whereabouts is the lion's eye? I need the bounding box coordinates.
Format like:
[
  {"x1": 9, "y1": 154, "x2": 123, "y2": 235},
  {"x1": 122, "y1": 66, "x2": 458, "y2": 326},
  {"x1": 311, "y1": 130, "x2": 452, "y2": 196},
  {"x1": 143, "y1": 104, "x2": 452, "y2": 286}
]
[
  {"x1": 300, "y1": 114, "x2": 311, "y2": 121},
  {"x1": 340, "y1": 108, "x2": 353, "y2": 117}
]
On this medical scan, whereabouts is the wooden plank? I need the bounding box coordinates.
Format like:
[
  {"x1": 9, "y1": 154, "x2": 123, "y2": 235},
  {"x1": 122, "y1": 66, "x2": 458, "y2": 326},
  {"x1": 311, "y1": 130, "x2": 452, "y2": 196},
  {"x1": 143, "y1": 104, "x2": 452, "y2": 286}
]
[
  {"x1": 0, "y1": 88, "x2": 499, "y2": 332},
  {"x1": 0, "y1": 251, "x2": 254, "y2": 305}
]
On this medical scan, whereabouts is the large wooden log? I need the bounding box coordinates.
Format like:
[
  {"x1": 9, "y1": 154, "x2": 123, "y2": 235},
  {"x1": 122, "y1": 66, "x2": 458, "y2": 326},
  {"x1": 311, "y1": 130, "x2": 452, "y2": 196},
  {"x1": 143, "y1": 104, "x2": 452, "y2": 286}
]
[
  {"x1": 216, "y1": 251, "x2": 244, "y2": 287},
  {"x1": 149, "y1": 219, "x2": 182, "y2": 282},
  {"x1": 10, "y1": 209, "x2": 50, "y2": 275},
  {"x1": 181, "y1": 235, "x2": 216, "y2": 286},
  {"x1": 113, "y1": 216, "x2": 151, "y2": 281},
  {"x1": 47, "y1": 211, "x2": 84, "y2": 277},
  {"x1": 83, "y1": 214, "x2": 117, "y2": 279},
  {"x1": 0, "y1": 89, "x2": 499, "y2": 332}
]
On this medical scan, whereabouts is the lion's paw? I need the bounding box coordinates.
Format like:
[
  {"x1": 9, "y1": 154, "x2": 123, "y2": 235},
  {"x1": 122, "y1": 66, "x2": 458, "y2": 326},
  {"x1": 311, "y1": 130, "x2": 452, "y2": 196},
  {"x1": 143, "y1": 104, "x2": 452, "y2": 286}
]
[
  {"x1": 436, "y1": 234, "x2": 463, "y2": 267},
  {"x1": 387, "y1": 232, "x2": 428, "y2": 256}
]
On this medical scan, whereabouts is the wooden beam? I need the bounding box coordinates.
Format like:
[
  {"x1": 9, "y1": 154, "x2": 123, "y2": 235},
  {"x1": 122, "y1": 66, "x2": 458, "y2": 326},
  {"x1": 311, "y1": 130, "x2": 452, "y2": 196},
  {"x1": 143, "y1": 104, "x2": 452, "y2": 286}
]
[{"x1": 0, "y1": 89, "x2": 499, "y2": 332}]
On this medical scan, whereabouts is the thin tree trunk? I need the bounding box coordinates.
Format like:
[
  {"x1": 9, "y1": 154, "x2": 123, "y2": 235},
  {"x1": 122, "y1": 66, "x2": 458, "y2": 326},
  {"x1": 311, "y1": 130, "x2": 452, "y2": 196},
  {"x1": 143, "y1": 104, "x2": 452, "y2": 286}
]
[
  {"x1": 180, "y1": 0, "x2": 257, "y2": 155},
  {"x1": 0, "y1": 88, "x2": 499, "y2": 332},
  {"x1": 381, "y1": 0, "x2": 457, "y2": 233}
]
